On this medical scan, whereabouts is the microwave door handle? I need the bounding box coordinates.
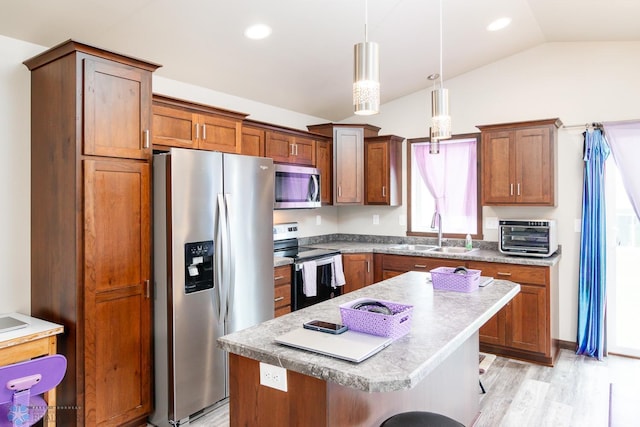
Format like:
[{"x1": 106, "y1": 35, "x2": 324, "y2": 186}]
[{"x1": 311, "y1": 175, "x2": 319, "y2": 201}]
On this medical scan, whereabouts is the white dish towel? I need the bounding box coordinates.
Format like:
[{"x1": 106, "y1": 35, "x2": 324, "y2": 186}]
[
  {"x1": 302, "y1": 260, "x2": 317, "y2": 297},
  {"x1": 331, "y1": 254, "x2": 346, "y2": 288}
]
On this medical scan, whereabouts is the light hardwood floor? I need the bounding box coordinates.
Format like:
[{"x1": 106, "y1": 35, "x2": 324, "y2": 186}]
[{"x1": 169, "y1": 349, "x2": 639, "y2": 427}]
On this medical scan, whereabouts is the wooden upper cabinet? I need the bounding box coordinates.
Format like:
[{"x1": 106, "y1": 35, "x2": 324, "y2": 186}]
[
  {"x1": 265, "y1": 130, "x2": 315, "y2": 165},
  {"x1": 365, "y1": 135, "x2": 403, "y2": 206},
  {"x1": 152, "y1": 95, "x2": 247, "y2": 153},
  {"x1": 316, "y1": 139, "x2": 333, "y2": 204},
  {"x1": 83, "y1": 57, "x2": 152, "y2": 160},
  {"x1": 478, "y1": 118, "x2": 561, "y2": 206},
  {"x1": 241, "y1": 125, "x2": 266, "y2": 157}
]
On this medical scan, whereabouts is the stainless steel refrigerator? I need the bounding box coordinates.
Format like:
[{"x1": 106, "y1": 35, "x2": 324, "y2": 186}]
[{"x1": 150, "y1": 148, "x2": 274, "y2": 426}]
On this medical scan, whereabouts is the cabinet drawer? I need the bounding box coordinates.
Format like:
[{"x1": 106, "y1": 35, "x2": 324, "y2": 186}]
[
  {"x1": 274, "y1": 265, "x2": 292, "y2": 286},
  {"x1": 383, "y1": 254, "x2": 461, "y2": 273},
  {"x1": 274, "y1": 284, "x2": 291, "y2": 307},
  {"x1": 467, "y1": 261, "x2": 547, "y2": 286}
]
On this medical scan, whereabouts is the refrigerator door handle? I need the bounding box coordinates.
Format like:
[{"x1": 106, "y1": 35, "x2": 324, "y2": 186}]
[
  {"x1": 215, "y1": 193, "x2": 227, "y2": 323},
  {"x1": 224, "y1": 193, "x2": 235, "y2": 321}
]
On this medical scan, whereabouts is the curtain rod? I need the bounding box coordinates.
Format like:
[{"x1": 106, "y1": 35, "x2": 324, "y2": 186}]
[{"x1": 563, "y1": 118, "x2": 640, "y2": 129}]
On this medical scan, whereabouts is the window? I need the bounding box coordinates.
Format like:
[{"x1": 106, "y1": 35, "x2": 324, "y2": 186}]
[{"x1": 407, "y1": 133, "x2": 482, "y2": 239}]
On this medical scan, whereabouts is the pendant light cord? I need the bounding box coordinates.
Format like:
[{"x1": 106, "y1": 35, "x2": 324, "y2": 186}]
[
  {"x1": 365, "y1": 0, "x2": 369, "y2": 42},
  {"x1": 439, "y1": 0, "x2": 443, "y2": 90}
]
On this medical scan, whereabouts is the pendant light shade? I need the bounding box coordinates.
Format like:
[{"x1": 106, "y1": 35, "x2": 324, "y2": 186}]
[
  {"x1": 353, "y1": 0, "x2": 379, "y2": 115},
  {"x1": 353, "y1": 41, "x2": 380, "y2": 115},
  {"x1": 431, "y1": 87, "x2": 451, "y2": 140}
]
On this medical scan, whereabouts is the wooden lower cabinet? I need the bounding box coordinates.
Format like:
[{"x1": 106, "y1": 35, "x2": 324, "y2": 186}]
[
  {"x1": 342, "y1": 253, "x2": 374, "y2": 294},
  {"x1": 274, "y1": 265, "x2": 292, "y2": 317},
  {"x1": 381, "y1": 254, "x2": 461, "y2": 280},
  {"x1": 468, "y1": 261, "x2": 558, "y2": 366}
]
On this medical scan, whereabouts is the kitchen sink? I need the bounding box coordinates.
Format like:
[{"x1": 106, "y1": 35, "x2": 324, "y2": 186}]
[
  {"x1": 428, "y1": 246, "x2": 477, "y2": 254},
  {"x1": 389, "y1": 244, "x2": 438, "y2": 251}
]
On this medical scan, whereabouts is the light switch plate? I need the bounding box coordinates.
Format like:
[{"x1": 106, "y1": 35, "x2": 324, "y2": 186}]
[
  {"x1": 316, "y1": 215, "x2": 322, "y2": 226},
  {"x1": 399, "y1": 214, "x2": 406, "y2": 226},
  {"x1": 575, "y1": 218, "x2": 581, "y2": 233},
  {"x1": 373, "y1": 214, "x2": 380, "y2": 225},
  {"x1": 259, "y1": 362, "x2": 287, "y2": 392}
]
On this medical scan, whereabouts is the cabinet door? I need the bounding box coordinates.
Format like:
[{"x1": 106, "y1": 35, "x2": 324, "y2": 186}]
[
  {"x1": 316, "y1": 139, "x2": 333, "y2": 204},
  {"x1": 83, "y1": 159, "x2": 151, "y2": 425},
  {"x1": 342, "y1": 253, "x2": 374, "y2": 294},
  {"x1": 365, "y1": 141, "x2": 388, "y2": 204},
  {"x1": 514, "y1": 127, "x2": 554, "y2": 205},
  {"x1": 274, "y1": 266, "x2": 292, "y2": 317},
  {"x1": 505, "y1": 284, "x2": 547, "y2": 353},
  {"x1": 197, "y1": 113, "x2": 242, "y2": 153},
  {"x1": 241, "y1": 126, "x2": 265, "y2": 157},
  {"x1": 152, "y1": 104, "x2": 198, "y2": 149},
  {"x1": 481, "y1": 130, "x2": 514, "y2": 204},
  {"x1": 84, "y1": 58, "x2": 151, "y2": 160},
  {"x1": 334, "y1": 127, "x2": 364, "y2": 204},
  {"x1": 266, "y1": 131, "x2": 295, "y2": 163},
  {"x1": 479, "y1": 309, "x2": 506, "y2": 346},
  {"x1": 292, "y1": 136, "x2": 316, "y2": 166}
]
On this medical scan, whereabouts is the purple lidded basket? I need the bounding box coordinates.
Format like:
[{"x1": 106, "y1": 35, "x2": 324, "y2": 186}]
[
  {"x1": 430, "y1": 266, "x2": 481, "y2": 292},
  {"x1": 339, "y1": 298, "x2": 413, "y2": 340}
]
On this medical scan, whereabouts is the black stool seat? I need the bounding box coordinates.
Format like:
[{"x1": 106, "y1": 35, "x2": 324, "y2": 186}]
[{"x1": 380, "y1": 411, "x2": 465, "y2": 427}]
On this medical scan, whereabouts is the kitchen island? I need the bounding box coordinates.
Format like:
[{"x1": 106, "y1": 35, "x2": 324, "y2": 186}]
[{"x1": 218, "y1": 271, "x2": 519, "y2": 426}]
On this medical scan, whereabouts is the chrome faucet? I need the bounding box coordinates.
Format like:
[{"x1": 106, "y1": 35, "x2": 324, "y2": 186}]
[{"x1": 431, "y1": 212, "x2": 442, "y2": 247}]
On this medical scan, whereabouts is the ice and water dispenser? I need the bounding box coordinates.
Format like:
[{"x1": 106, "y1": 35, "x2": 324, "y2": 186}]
[{"x1": 184, "y1": 240, "x2": 214, "y2": 294}]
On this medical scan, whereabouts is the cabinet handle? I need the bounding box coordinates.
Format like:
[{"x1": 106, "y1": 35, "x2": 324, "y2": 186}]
[
  {"x1": 145, "y1": 279, "x2": 150, "y2": 299},
  {"x1": 274, "y1": 275, "x2": 285, "y2": 280},
  {"x1": 414, "y1": 264, "x2": 427, "y2": 268},
  {"x1": 496, "y1": 272, "x2": 512, "y2": 277},
  {"x1": 274, "y1": 296, "x2": 285, "y2": 302},
  {"x1": 195, "y1": 124, "x2": 200, "y2": 140},
  {"x1": 382, "y1": 186, "x2": 386, "y2": 197},
  {"x1": 517, "y1": 183, "x2": 521, "y2": 196},
  {"x1": 510, "y1": 183, "x2": 514, "y2": 196},
  {"x1": 290, "y1": 143, "x2": 295, "y2": 156},
  {"x1": 338, "y1": 186, "x2": 342, "y2": 197},
  {"x1": 144, "y1": 129, "x2": 150, "y2": 148},
  {"x1": 366, "y1": 261, "x2": 370, "y2": 273},
  {"x1": 202, "y1": 124, "x2": 207, "y2": 140}
]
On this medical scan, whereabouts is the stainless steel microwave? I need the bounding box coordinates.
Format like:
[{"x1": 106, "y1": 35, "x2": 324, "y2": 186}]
[
  {"x1": 499, "y1": 219, "x2": 558, "y2": 257},
  {"x1": 274, "y1": 164, "x2": 321, "y2": 209}
]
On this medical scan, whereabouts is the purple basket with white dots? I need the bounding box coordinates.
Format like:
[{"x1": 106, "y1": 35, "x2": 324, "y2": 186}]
[
  {"x1": 339, "y1": 298, "x2": 413, "y2": 340},
  {"x1": 430, "y1": 266, "x2": 481, "y2": 292}
]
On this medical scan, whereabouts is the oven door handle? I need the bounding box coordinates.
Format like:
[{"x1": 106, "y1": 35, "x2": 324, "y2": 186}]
[{"x1": 295, "y1": 256, "x2": 334, "y2": 271}]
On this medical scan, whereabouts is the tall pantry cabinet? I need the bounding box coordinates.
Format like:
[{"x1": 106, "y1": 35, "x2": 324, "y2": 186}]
[{"x1": 24, "y1": 40, "x2": 160, "y2": 426}]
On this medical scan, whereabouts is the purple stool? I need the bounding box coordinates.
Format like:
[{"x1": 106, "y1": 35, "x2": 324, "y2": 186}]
[{"x1": 0, "y1": 355, "x2": 67, "y2": 427}]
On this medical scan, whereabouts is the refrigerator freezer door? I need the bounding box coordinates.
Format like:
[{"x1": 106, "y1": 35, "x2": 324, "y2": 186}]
[
  {"x1": 222, "y1": 153, "x2": 275, "y2": 333},
  {"x1": 152, "y1": 148, "x2": 227, "y2": 425}
]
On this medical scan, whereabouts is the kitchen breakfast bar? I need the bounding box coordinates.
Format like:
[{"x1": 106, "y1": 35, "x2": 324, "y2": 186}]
[{"x1": 218, "y1": 271, "x2": 520, "y2": 426}]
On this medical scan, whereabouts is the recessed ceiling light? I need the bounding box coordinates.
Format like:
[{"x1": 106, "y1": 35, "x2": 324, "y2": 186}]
[
  {"x1": 244, "y1": 24, "x2": 272, "y2": 40},
  {"x1": 487, "y1": 17, "x2": 511, "y2": 32}
]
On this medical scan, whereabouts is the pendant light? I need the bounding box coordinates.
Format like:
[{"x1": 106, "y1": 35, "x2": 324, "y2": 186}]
[
  {"x1": 353, "y1": 0, "x2": 380, "y2": 115},
  {"x1": 430, "y1": 0, "x2": 451, "y2": 140}
]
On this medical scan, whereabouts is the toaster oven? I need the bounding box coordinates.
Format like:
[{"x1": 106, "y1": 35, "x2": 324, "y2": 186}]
[{"x1": 499, "y1": 219, "x2": 558, "y2": 257}]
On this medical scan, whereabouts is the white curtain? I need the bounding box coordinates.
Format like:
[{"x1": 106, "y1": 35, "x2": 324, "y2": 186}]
[{"x1": 603, "y1": 121, "x2": 640, "y2": 221}]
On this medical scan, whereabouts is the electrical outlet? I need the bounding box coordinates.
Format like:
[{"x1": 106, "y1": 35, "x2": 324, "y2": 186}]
[
  {"x1": 316, "y1": 215, "x2": 322, "y2": 226},
  {"x1": 399, "y1": 214, "x2": 406, "y2": 226},
  {"x1": 485, "y1": 217, "x2": 498, "y2": 230},
  {"x1": 575, "y1": 218, "x2": 581, "y2": 233},
  {"x1": 373, "y1": 214, "x2": 380, "y2": 225},
  {"x1": 259, "y1": 362, "x2": 287, "y2": 392}
]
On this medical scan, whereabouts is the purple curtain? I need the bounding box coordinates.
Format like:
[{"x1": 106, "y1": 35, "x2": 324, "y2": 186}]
[
  {"x1": 413, "y1": 139, "x2": 477, "y2": 229},
  {"x1": 603, "y1": 121, "x2": 640, "y2": 221}
]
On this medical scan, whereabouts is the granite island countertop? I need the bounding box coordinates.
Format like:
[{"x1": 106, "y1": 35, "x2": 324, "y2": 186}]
[{"x1": 218, "y1": 271, "x2": 519, "y2": 393}]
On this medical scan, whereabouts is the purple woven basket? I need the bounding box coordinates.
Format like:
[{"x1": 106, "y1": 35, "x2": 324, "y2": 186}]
[
  {"x1": 430, "y1": 267, "x2": 481, "y2": 292},
  {"x1": 339, "y1": 298, "x2": 413, "y2": 340}
]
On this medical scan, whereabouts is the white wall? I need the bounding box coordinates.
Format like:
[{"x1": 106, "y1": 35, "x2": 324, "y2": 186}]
[{"x1": 336, "y1": 41, "x2": 640, "y2": 342}]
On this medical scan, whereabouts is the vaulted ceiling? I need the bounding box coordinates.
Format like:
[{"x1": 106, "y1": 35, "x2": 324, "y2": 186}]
[{"x1": 2, "y1": 0, "x2": 639, "y2": 120}]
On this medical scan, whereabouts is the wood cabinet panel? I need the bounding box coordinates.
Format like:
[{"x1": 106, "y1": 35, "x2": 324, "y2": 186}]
[
  {"x1": 292, "y1": 135, "x2": 316, "y2": 165},
  {"x1": 274, "y1": 265, "x2": 292, "y2": 317},
  {"x1": 152, "y1": 104, "x2": 197, "y2": 149},
  {"x1": 342, "y1": 253, "x2": 374, "y2": 294},
  {"x1": 83, "y1": 57, "x2": 151, "y2": 160},
  {"x1": 478, "y1": 310, "x2": 505, "y2": 346},
  {"x1": 266, "y1": 131, "x2": 315, "y2": 165},
  {"x1": 478, "y1": 119, "x2": 560, "y2": 206},
  {"x1": 316, "y1": 139, "x2": 333, "y2": 204},
  {"x1": 506, "y1": 284, "x2": 547, "y2": 353},
  {"x1": 365, "y1": 136, "x2": 403, "y2": 206},
  {"x1": 382, "y1": 254, "x2": 461, "y2": 276},
  {"x1": 241, "y1": 125, "x2": 265, "y2": 157},
  {"x1": 197, "y1": 112, "x2": 242, "y2": 153},
  {"x1": 334, "y1": 127, "x2": 364, "y2": 204}
]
